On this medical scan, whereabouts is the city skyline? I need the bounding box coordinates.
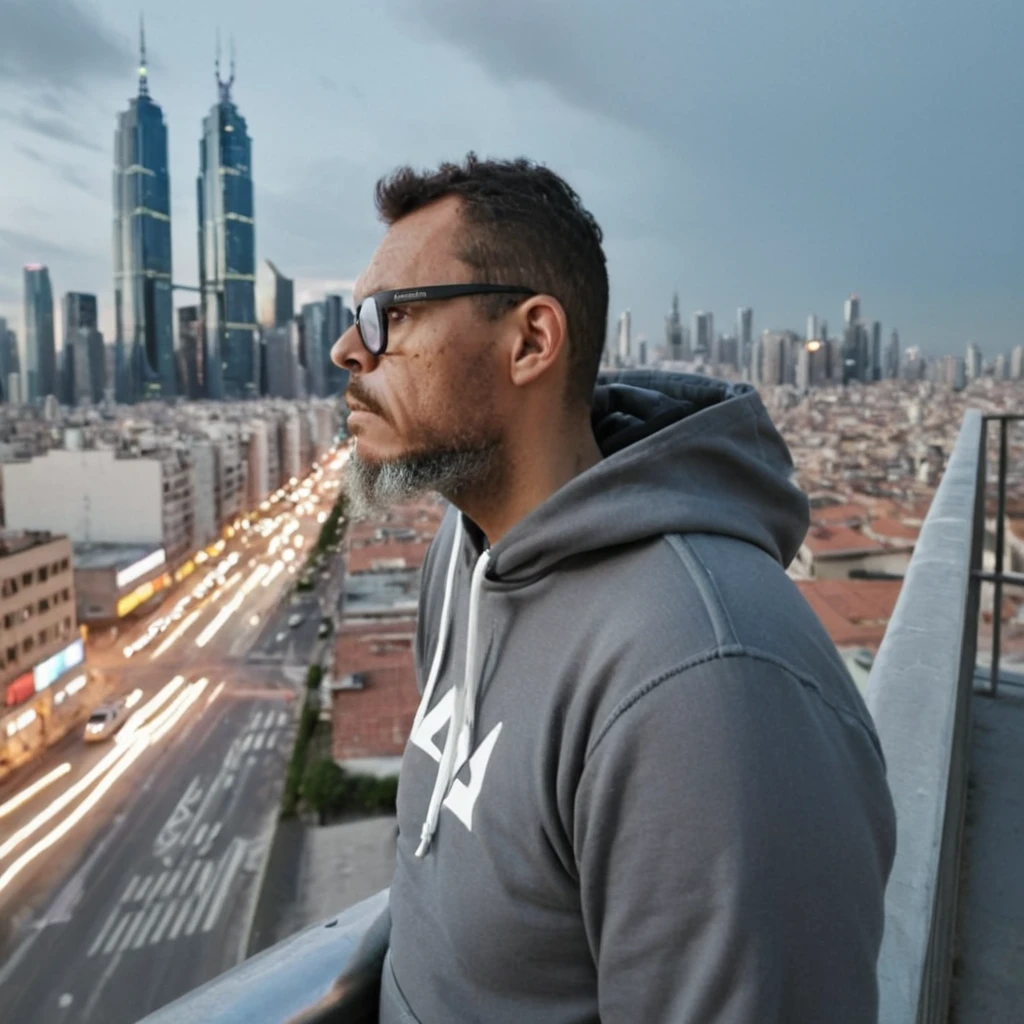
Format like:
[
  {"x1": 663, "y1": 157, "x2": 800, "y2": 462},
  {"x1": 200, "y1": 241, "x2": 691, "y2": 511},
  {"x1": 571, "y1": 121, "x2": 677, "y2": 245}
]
[{"x1": 1, "y1": 1, "x2": 1022, "y2": 362}]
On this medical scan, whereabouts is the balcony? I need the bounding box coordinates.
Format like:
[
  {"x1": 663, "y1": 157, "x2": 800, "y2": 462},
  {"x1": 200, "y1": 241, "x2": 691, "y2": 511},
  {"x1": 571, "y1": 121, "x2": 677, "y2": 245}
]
[{"x1": 140, "y1": 411, "x2": 1023, "y2": 1024}]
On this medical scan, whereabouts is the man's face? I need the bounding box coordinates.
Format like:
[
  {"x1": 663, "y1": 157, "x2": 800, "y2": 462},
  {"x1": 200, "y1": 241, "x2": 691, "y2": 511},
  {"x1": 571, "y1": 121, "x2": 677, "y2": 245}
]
[{"x1": 332, "y1": 197, "x2": 509, "y2": 514}]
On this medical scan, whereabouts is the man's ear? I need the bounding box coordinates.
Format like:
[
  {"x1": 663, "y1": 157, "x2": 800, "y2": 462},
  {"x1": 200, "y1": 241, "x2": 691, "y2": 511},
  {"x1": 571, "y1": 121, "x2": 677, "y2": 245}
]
[{"x1": 507, "y1": 295, "x2": 568, "y2": 389}]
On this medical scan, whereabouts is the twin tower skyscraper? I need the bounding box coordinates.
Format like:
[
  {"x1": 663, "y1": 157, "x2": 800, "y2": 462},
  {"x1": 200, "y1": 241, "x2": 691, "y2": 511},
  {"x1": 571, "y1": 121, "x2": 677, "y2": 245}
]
[{"x1": 114, "y1": 21, "x2": 257, "y2": 403}]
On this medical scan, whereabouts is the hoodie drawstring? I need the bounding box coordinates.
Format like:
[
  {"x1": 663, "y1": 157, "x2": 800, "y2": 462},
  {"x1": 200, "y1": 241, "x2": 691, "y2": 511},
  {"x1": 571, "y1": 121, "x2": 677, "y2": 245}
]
[{"x1": 415, "y1": 520, "x2": 489, "y2": 858}]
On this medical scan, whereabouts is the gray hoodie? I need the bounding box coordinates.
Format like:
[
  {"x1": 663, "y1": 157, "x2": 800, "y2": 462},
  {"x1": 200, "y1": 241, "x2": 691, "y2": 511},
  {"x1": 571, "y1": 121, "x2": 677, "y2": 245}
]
[{"x1": 380, "y1": 371, "x2": 896, "y2": 1024}]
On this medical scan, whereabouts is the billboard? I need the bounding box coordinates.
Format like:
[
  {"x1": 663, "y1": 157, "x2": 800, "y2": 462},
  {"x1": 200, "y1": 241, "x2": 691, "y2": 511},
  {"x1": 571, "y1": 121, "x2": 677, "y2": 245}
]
[{"x1": 32, "y1": 638, "x2": 85, "y2": 693}]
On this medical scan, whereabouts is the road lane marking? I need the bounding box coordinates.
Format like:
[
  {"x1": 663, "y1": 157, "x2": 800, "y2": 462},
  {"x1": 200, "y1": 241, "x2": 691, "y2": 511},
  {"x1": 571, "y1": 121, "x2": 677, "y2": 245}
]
[
  {"x1": 102, "y1": 913, "x2": 130, "y2": 955},
  {"x1": 276, "y1": 710, "x2": 288, "y2": 727},
  {"x1": 199, "y1": 821, "x2": 221, "y2": 857},
  {"x1": 253, "y1": 732, "x2": 265, "y2": 751},
  {"x1": 87, "y1": 910, "x2": 119, "y2": 957},
  {"x1": 134, "y1": 875, "x2": 153, "y2": 901},
  {"x1": 250, "y1": 711, "x2": 264, "y2": 730},
  {"x1": 241, "y1": 734, "x2": 253, "y2": 752},
  {"x1": 192, "y1": 823, "x2": 209, "y2": 847},
  {"x1": 186, "y1": 844, "x2": 234, "y2": 936},
  {"x1": 202, "y1": 839, "x2": 247, "y2": 933},
  {"x1": 265, "y1": 730, "x2": 278, "y2": 749},
  {"x1": 132, "y1": 903, "x2": 164, "y2": 949},
  {"x1": 149, "y1": 899, "x2": 179, "y2": 945},
  {"x1": 163, "y1": 869, "x2": 182, "y2": 898},
  {"x1": 117, "y1": 910, "x2": 145, "y2": 952}
]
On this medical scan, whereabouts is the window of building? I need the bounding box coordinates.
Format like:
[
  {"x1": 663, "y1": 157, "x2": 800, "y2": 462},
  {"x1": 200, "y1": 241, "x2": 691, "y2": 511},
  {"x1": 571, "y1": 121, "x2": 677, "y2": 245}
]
[
  {"x1": 38, "y1": 628, "x2": 48, "y2": 646},
  {"x1": 2, "y1": 578, "x2": 13, "y2": 598},
  {"x1": 38, "y1": 598, "x2": 50, "y2": 614},
  {"x1": 3, "y1": 613, "x2": 13, "y2": 629},
  {"x1": 60, "y1": 558, "x2": 69, "y2": 572},
  {"x1": 24, "y1": 636, "x2": 34, "y2": 653},
  {"x1": 39, "y1": 565, "x2": 48, "y2": 583},
  {"x1": 63, "y1": 587, "x2": 71, "y2": 602},
  {"x1": 21, "y1": 572, "x2": 31, "y2": 587},
  {"x1": 6, "y1": 646, "x2": 16, "y2": 664}
]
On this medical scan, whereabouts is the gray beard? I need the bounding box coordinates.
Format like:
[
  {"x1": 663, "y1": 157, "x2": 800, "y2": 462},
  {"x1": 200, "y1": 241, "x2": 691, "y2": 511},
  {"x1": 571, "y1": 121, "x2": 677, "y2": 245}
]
[{"x1": 345, "y1": 439, "x2": 501, "y2": 518}]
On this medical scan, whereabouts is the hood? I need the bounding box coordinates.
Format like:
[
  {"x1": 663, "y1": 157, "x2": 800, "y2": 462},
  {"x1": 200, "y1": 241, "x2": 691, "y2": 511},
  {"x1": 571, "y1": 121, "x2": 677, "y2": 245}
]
[{"x1": 487, "y1": 370, "x2": 809, "y2": 581}]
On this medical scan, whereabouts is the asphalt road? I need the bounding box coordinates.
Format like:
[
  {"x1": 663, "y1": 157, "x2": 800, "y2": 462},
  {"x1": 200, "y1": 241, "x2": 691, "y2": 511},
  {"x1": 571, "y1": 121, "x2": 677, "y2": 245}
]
[{"x1": 0, "y1": 450, "x2": 349, "y2": 1023}]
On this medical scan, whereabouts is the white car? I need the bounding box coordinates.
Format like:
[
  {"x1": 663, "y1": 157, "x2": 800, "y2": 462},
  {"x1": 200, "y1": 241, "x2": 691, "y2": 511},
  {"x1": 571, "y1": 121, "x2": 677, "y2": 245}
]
[
  {"x1": 287, "y1": 613, "x2": 304, "y2": 629},
  {"x1": 84, "y1": 703, "x2": 124, "y2": 743}
]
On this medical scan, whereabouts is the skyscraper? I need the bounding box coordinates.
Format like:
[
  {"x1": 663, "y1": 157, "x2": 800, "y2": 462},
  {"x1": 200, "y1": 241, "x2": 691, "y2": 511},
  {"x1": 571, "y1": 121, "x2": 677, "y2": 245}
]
[
  {"x1": 871, "y1": 321, "x2": 882, "y2": 382},
  {"x1": 736, "y1": 307, "x2": 753, "y2": 376},
  {"x1": 301, "y1": 301, "x2": 328, "y2": 397},
  {"x1": 844, "y1": 294, "x2": 860, "y2": 327},
  {"x1": 325, "y1": 294, "x2": 352, "y2": 394},
  {"x1": 256, "y1": 259, "x2": 294, "y2": 329},
  {"x1": 616, "y1": 309, "x2": 632, "y2": 366},
  {"x1": 692, "y1": 311, "x2": 713, "y2": 359},
  {"x1": 0, "y1": 318, "x2": 19, "y2": 403},
  {"x1": 198, "y1": 42, "x2": 258, "y2": 399},
  {"x1": 665, "y1": 294, "x2": 684, "y2": 360},
  {"x1": 177, "y1": 306, "x2": 205, "y2": 398},
  {"x1": 62, "y1": 292, "x2": 105, "y2": 405},
  {"x1": 884, "y1": 330, "x2": 901, "y2": 380},
  {"x1": 113, "y1": 21, "x2": 175, "y2": 402},
  {"x1": 1011, "y1": 344, "x2": 1024, "y2": 380},
  {"x1": 23, "y1": 265, "x2": 56, "y2": 402},
  {"x1": 966, "y1": 342, "x2": 982, "y2": 381}
]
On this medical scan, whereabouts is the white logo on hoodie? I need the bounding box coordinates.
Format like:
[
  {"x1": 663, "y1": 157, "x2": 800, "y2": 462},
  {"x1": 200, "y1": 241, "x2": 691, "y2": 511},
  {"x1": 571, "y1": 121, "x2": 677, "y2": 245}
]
[{"x1": 410, "y1": 688, "x2": 503, "y2": 832}]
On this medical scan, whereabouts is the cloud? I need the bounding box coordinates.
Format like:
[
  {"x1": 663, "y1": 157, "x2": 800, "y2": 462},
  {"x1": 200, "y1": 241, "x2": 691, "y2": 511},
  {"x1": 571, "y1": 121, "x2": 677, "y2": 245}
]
[
  {"x1": 1, "y1": 108, "x2": 103, "y2": 152},
  {"x1": 0, "y1": 227, "x2": 87, "y2": 264},
  {"x1": 16, "y1": 144, "x2": 102, "y2": 198},
  {"x1": 0, "y1": 0, "x2": 133, "y2": 93}
]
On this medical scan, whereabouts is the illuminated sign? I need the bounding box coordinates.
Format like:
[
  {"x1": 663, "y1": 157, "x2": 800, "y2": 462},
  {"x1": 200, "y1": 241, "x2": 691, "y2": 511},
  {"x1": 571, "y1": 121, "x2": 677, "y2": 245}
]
[
  {"x1": 4, "y1": 672, "x2": 35, "y2": 708},
  {"x1": 174, "y1": 560, "x2": 196, "y2": 583},
  {"x1": 116, "y1": 572, "x2": 171, "y2": 617},
  {"x1": 32, "y1": 638, "x2": 85, "y2": 694},
  {"x1": 116, "y1": 548, "x2": 167, "y2": 590}
]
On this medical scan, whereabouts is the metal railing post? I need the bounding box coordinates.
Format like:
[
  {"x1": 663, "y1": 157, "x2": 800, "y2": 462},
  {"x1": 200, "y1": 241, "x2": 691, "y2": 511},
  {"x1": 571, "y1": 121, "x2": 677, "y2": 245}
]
[{"x1": 989, "y1": 418, "x2": 1008, "y2": 696}]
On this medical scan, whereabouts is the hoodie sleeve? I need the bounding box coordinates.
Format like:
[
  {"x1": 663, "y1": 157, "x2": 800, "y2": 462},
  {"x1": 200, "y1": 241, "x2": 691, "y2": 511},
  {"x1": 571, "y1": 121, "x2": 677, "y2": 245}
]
[{"x1": 573, "y1": 652, "x2": 895, "y2": 1023}]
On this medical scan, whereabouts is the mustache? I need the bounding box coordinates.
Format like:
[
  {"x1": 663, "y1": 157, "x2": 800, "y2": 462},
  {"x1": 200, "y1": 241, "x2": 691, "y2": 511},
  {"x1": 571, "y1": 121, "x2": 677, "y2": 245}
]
[{"x1": 344, "y1": 380, "x2": 388, "y2": 419}]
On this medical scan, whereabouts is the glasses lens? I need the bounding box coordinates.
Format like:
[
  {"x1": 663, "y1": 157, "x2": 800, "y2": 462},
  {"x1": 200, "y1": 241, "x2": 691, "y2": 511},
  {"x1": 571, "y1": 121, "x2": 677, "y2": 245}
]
[{"x1": 359, "y1": 297, "x2": 383, "y2": 355}]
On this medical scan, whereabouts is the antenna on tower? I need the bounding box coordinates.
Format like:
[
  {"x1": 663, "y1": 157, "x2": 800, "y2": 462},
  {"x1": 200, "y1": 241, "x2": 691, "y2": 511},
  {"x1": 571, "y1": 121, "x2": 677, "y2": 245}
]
[
  {"x1": 215, "y1": 28, "x2": 235, "y2": 103},
  {"x1": 138, "y1": 13, "x2": 149, "y2": 96}
]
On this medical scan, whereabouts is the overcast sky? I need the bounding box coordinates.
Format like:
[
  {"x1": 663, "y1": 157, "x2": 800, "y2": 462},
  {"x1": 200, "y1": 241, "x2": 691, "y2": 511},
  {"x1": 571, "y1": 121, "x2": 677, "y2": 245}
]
[{"x1": 1, "y1": 0, "x2": 1021, "y2": 356}]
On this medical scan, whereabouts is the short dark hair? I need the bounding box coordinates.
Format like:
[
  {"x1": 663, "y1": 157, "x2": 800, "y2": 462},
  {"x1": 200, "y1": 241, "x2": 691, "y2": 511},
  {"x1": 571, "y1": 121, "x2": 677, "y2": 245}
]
[{"x1": 375, "y1": 153, "x2": 608, "y2": 406}]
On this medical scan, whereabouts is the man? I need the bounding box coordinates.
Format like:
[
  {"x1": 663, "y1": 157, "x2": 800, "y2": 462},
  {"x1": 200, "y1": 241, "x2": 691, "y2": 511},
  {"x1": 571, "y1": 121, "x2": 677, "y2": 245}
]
[{"x1": 331, "y1": 154, "x2": 896, "y2": 1024}]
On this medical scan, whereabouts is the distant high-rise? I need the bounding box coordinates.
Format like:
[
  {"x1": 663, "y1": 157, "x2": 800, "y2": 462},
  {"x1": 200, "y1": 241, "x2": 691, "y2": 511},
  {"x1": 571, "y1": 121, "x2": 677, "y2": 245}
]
[
  {"x1": 177, "y1": 306, "x2": 205, "y2": 399},
  {"x1": 62, "y1": 292, "x2": 104, "y2": 405},
  {"x1": 23, "y1": 264, "x2": 56, "y2": 402},
  {"x1": 265, "y1": 323, "x2": 300, "y2": 398},
  {"x1": 994, "y1": 353, "x2": 1008, "y2": 380},
  {"x1": 871, "y1": 321, "x2": 882, "y2": 381},
  {"x1": 325, "y1": 294, "x2": 352, "y2": 394},
  {"x1": 692, "y1": 311, "x2": 713, "y2": 358},
  {"x1": 301, "y1": 301, "x2": 328, "y2": 397},
  {"x1": 1011, "y1": 344, "x2": 1024, "y2": 380},
  {"x1": 665, "y1": 293, "x2": 684, "y2": 360},
  {"x1": 965, "y1": 342, "x2": 982, "y2": 381},
  {"x1": 844, "y1": 294, "x2": 860, "y2": 327},
  {"x1": 736, "y1": 307, "x2": 753, "y2": 376},
  {"x1": 113, "y1": 20, "x2": 175, "y2": 402},
  {"x1": 884, "y1": 329, "x2": 901, "y2": 380},
  {"x1": 199, "y1": 41, "x2": 257, "y2": 399},
  {"x1": 0, "y1": 318, "x2": 19, "y2": 402},
  {"x1": 806, "y1": 314, "x2": 819, "y2": 341},
  {"x1": 616, "y1": 309, "x2": 632, "y2": 366},
  {"x1": 256, "y1": 259, "x2": 294, "y2": 330}
]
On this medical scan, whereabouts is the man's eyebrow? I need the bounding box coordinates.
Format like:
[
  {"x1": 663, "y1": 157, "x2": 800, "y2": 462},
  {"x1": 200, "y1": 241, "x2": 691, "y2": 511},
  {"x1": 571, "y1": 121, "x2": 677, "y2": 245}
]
[{"x1": 353, "y1": 284, "x2": 391, "y2": 307}]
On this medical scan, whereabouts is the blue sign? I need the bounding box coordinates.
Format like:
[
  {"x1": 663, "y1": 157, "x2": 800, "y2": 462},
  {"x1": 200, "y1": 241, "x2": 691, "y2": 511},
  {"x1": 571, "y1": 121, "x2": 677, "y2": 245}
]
[{"x1": 33, "y1": 638, "x2": 85, "y2": 693}]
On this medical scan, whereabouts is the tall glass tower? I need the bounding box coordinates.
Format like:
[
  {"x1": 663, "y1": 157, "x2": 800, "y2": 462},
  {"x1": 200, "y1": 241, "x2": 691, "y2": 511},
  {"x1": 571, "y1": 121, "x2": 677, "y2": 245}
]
[
  {"x1": 23, "y1": 265, "x2": 56, "y2": 402},
  {"x1": 113, "y1": 20, "x2": 175, "y2": 402},
  {"x1": 198, "y1": 44, "x2": 257, "y2": 399}
]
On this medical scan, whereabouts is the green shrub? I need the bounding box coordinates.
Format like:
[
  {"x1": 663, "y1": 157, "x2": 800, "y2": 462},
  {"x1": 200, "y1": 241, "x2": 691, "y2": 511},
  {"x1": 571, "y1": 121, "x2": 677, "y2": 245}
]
[
  {"x1": 306, "y1": 663, "x2": 323, "y2": 690},
  {"x1": 280, "y1": 699, "x2": 321, "y2": 818}
]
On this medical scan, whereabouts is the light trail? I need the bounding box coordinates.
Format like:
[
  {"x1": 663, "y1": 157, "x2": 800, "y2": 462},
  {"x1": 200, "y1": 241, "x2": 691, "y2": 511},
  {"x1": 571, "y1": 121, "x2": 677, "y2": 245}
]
[
  {"x1": 195, "y1": 564, "x2": 267, "y2": 648},
  {"x1": 0, "y1": 679, "x2": 208, "y2": 896},
  {"x1": 149, "y1": 609, "x2": 202, "y2": 659},
  {"x1": 0, "y1": 764, "x2": 72, "y2": 821}
]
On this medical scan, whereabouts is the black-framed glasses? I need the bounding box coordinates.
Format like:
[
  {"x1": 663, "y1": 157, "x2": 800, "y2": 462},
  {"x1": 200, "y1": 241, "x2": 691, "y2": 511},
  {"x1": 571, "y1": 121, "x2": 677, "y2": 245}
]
[{"x1": 353, "y1": 284, "x2": 536, "y2": 356}]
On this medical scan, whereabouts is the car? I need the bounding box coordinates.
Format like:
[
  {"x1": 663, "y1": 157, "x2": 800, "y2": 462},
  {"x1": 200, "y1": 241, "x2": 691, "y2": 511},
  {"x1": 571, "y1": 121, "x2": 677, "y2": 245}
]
[
  {"x1": 84, "y1": 703, "x2": 124, "y2": 743},
  {"x1": 275, "y1": 631, "x2": 287, "y2": 643},
  {"x1": 317, "y1": 621, "x2": 331, "y2": 639},
  {"x1": 287, "y1": 613, "x2": 304, "y2": 628}
]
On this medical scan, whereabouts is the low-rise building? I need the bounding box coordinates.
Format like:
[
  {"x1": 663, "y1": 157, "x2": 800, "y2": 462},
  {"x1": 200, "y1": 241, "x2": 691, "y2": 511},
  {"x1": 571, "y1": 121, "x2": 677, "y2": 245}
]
[{"x1": 73, "y1": 543, "x2": 171, "y2": 622}]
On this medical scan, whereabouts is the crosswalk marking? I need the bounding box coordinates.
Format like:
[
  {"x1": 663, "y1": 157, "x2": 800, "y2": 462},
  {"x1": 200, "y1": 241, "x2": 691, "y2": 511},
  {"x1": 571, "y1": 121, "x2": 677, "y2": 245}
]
[
  {"x1": 149, "y1": 899, "x2": 179, "y2": 945},
  {"x1": 135, "y1": 876, "x2": 152, "y2": 901},
  {"x1": 186, "y1": 851, "x2": 226, "y2": 935},
  {"x1": 253, "y1": 732, "x2": 265, "y2": 751},
  {"x1": 120, "y1": 874, "x2": 141, "y2": 904},
  {"x1": 102, "y1": 913, "x2": 131, "y2": 955},
  {"x1": 241, "y1": 734, "x2": 253, "y2": 753},
  {"x1": 276, "y1": 710, "x2": 288, "y2": 727},
  {"x1": 171, "y1": 863, "x2": 212, "y2": 941},
  {"x1": 250, "y1": 711, "x2": 264, "y2": 730},
  {"x1": 182, "y1": 861, "x2": 201, "y2": 892},
  {"x1": 164, "y1": 869, "x2": 182, "y2": 899},
  {"x1": 202, "y1": 839, "x2": 246, "y2": 933},
  {"x1": 131, "y1": 903, "x2": 164, "y2": 949},
  {"x1": 265, "y1": 730, "x2": 277, "y2": 749},
  {"x1": 148, "y1": 871, "x2": 169, "y2": 902},
  {"x1": 118, "y1": 911, "x2": 145, "y2": 951},
  {"x1": 193, "y1": 823, "x2": 209, "y2": 848},
  {"x1": 87, "y1": 909, "x2": 119, "y2": 957}
]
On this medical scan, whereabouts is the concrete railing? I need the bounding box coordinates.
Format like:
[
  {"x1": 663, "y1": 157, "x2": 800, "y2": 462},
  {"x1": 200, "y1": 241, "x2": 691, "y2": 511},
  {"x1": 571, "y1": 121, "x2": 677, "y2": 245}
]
[{"x1": 865, "y1": 409, "x2": 985, "y2": 1024}]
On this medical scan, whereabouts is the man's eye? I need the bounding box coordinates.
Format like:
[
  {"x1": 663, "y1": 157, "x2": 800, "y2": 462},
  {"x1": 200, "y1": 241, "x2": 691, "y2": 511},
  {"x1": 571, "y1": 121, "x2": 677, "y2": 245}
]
[{"x1": 386, "y1": 307, "x2": 409, "y2": 324}]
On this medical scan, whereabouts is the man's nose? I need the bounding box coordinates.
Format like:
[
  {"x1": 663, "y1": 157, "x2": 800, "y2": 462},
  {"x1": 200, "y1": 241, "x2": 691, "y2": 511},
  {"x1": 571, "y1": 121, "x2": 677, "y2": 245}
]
[{"x1": 331, "y1": 323, "x2": 377, "y2": 374}]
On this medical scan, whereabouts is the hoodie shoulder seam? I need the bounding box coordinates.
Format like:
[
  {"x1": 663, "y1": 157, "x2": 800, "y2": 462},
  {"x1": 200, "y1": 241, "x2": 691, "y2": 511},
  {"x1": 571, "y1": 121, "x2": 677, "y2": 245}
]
[
  {"x1": 584, "y1": 646, "x2": 884, "y2": 766},
  {"x1": 664, "y1": 534, "x2": 740, "y2": 648}
]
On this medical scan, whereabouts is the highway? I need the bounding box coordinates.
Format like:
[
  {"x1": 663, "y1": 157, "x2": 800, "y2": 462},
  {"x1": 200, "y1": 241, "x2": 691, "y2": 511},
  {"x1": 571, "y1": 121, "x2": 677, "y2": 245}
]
[{"x1": 0, "y1": 447, "x2": 349, "y2": 1023}]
